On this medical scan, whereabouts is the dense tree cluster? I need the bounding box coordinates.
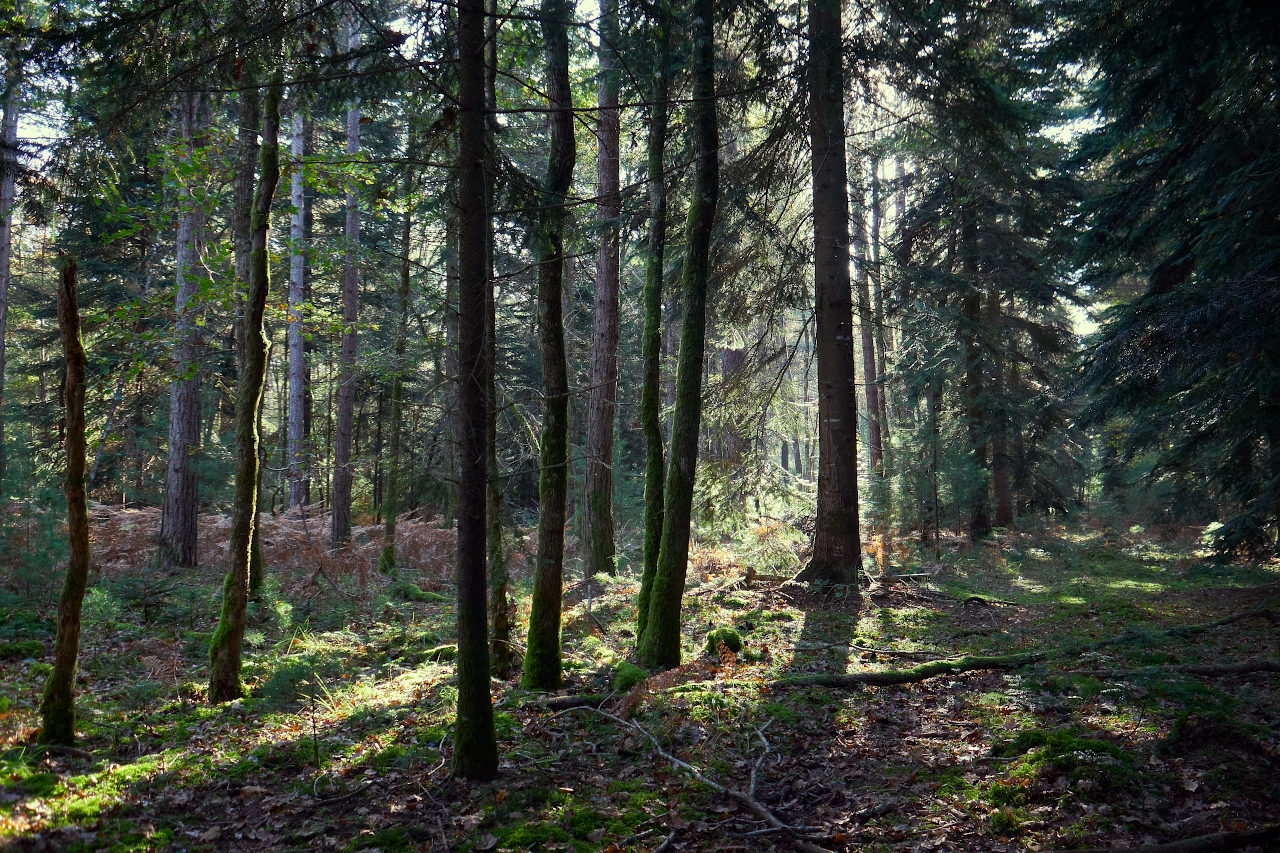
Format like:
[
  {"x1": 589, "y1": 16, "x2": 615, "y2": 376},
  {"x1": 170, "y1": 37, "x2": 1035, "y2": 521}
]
[{"x1": 0, "y1": 0, "x2": 1274, "y2": 774}]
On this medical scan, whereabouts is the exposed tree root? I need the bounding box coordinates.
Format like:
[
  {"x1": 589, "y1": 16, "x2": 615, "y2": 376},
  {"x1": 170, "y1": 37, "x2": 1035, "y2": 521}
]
[{"x1": 1063, "y1": 823, "x2": 1280, "y2": 853}]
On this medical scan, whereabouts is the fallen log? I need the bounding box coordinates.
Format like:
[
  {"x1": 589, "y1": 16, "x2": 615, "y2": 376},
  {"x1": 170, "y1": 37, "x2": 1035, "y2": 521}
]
[
  {"x1": 1063, "y1": 823, "x2": 1279, "y2": 853},
  {"x1": 771, "y1": 652, "x2": 1046, "y2": 690}
]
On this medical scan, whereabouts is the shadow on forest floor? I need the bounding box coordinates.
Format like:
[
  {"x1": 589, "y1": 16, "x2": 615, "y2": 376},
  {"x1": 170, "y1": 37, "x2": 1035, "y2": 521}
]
[{"x1": 2, "y1": 520, "x2": 1279, "y2": 852}]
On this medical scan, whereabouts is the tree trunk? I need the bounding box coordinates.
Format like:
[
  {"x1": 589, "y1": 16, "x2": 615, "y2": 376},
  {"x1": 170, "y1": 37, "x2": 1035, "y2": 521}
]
[
  {"x1": 960, "y1": 203, "x2": 990, "y2": 539},
  {"x1": 522, "y1": 0, "x2": 577, "y2": 690},
  {"x1": 853, "y1": 173, "x2": 882, "y2": 479},
  {"x1": 484, "y1": 5, "x2": 513, "y2": 679},
  {"x1": 209, "y1": 80, "x2": 280, "y2": 704},
  {"x1": 637, "y1": 0, "x2": 717, "y2": 671},
  {"x1": 379, "y1": 144, "x2": 414, "y2": 576},
  {"x1": 159, "y1": 93, "x2": 206, "y2": 569},
  {"x1": 990, "y1": 288, "x2": 1013, "y2": 528},
  {"x1": 39, "y1": 256, "x2": 89, "y2": 745},
  {"x1": 870, "y1": 156, "x2": 890, "y2": 450},
  {"x1": 330, "y1": 16, "x2": 361, "y2": 549},
  {"x1": 230, "y1": 72, "x2": 265, "y2": 589},
  {"x1": 0, "y1": 38, "x2": 19, "y2": 489},
  {"x1": 795, "y1": 0, "x2": 862, "y2": 586},
  {"x1": 444, "y1": 208, "x2": 459, "y2": 523},
  {"x1": 288, "y1": 110, "x2": 309, "y2": 508},
  {"x1": 582, "y1": 0, "x2": 621, "y2": 580},
  {"x1": 454, "y1": 0, "x2": 499, "y2": 779}
]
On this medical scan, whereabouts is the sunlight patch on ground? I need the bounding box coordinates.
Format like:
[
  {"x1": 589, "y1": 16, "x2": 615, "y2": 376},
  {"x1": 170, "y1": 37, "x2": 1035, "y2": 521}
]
[{"x1": 1105, "y1": 579, "x2": 1166, "y2": 593}]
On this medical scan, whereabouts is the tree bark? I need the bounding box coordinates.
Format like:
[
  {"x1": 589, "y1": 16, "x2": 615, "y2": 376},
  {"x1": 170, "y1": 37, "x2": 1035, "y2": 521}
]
[
  {"x1": 583, "y1": 0, "x2": 621, "y2": 579},
  {"x1": 795, "y1": 0, "x2": 862, "y2": 586},
  {"x1": 637, "y1": 0, "x2": 718, "y2": 671},
  {"x1": 870, "y1": 156, "x2": 890, "y2": 450},
  {"x1": 379, "y1": 142, "x2": 414, "y2": 576},
  {"x1": 0, "y1": 35, "x2": 19, "y2": 489},
  {"x1": 288, "y1": 110, "x2": 309, "y2": 508},
  {"x1": 990, "y1": 288, "x2": 1013, "y2": 527},
  {"x1": 330, "y1": 16, "x2": 361, "y2": 549},
  {"x1": 454, "y1": 0, "x2": 499, "y2": 779},
  {"x1": 635, "y1": 7, "x2": 669, "y2": 640},
  {"x1": 484, "y1": 4, "x2": 512, "y2": 679},
  {"x1": 209, "y1": 79, "x2": 280, "y2": 704},
  {"x1": 853, "y1": 184, "x2": 882, "y2": 484},
  {"x1": 960, "y1": 202, "x2": 990, "y2": 539},
  {"x1": 522, "y1": 0, "x2": 577, "y2": 690},
  {"x1": 39, "y1": 256, "x2": 89, "y2": 745},
  {"x1": 159, "y1": 93, "x2": 206, "y2": 569}
]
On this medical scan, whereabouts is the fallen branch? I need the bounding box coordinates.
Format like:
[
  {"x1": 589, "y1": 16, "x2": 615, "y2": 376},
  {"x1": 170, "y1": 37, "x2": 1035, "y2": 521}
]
[
  {"x1": 1062, "y1": 823, "x2": 1280, "y2": 853},
  {"x1": 1075, "y1": 658, "x2": 1280, "y2": 680},
  {"x1": 772, "y1": 652, "x2": 1045, "y2": 689},
  {"x1": 563, "y1": 706, "x2": 834, "y2": 853},
  {"x1": 528, "y1": 694, "x2": 607, "y2": 711}
]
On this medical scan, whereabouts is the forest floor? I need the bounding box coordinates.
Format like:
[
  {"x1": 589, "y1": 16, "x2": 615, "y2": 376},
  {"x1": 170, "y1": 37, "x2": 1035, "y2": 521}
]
[{"x1": 2, "y1": 516, "x2": 1279, "y2": 853}]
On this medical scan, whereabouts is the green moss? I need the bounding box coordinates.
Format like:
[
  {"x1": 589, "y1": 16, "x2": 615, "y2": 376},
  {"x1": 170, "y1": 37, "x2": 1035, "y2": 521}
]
[
  {"x1": 0, "y1": 640, "x2": 44, "y2": 660},
  {"x1": 993, "y1": 728, "x2": 1135, "y2": 791},
  {"x1": 344, "y1": 827, "x2": 413, "y2": 853},
  {"x1": 703, "y1": 627, "x2": 743, "y2": 655},
  {"x1": 389, "y1": 580, "x2": 445, "y2": 602},
  {"x1": 612, "y1": 661, "x2": 648, "y2": 693},
  {"x1": 423, "y1": 644, "x2": 457, "y2": 663},
  {"x1": 1162, "y1": 711, "x2": 1270, "y2": 754}
]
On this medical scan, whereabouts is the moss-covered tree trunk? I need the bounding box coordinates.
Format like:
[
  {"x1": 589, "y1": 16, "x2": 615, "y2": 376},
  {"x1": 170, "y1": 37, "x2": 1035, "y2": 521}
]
[
  {"x1": 637, "y1": 0, "x2": 718, "y2": 672},
  {"x1": 209, "y1": 80, "x2": 281, "y2": 704},
  {"x1": 794, "y1": 0, "x2": 862, "y2": 586},
  {"x1": 634, "y1": 1, "x2": 672, "y2": 648},
  {"x1": 582, "y1": 0, "x2": 621, "y2": 580},
  {"x1": 522, "y1": 0, "x2": 577, "y2": 691},
  {"x1": 453, "y1": 0, "x2": 499, "y2": 779},
  {"x1": 39, "y1": 256, "x2": 89, "y2": 746}
]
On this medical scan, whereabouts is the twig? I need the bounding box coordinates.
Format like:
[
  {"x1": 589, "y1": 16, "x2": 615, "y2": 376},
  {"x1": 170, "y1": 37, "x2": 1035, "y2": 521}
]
[
  {"x1": 652, "y1": 829, "x2": 678, "y2": 853},
  {"x1": 309, "y1": 779, "x2": 381, "y2": 808},
  {"x1": 750, "y1": 718, "x2": 774, "y2": 798},
  {"x1": 563, "y1": 706, "x2": 834, "y2": 853}
]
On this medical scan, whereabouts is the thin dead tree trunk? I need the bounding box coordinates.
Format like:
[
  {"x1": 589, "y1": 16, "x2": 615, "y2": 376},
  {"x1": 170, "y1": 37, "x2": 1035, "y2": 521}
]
[
  {"x1": 454, "y1": 0, "x2": 499, "y2": 778},
  {"x1": 159, "y1": 93, "x2": 206, "y2": 569},
  {"x1": 853, "y1": 171, "x2": 882, "y2": 479},
  {"x1": 330, "y1": 15, "x2": 361, "y2": 550},
  {"x1": 796, "y1": 0, "x2": 862, "y2": 586},
  {"x1": 379, "y1": 137, "x2": 415, "y2": 576},
  {"x1": 0, "y1": 30, "x2": 20, "y2": 489},
  {"x1": 288, "y1": 109, "x2": 309, "y2": 508},
  {"x1": 484, "y1": 0, "x2": 513, "y2": 679},
  {"x1": 583, "y1": 0, "x2": 621, "y2": 579},
  {"x1": 39, "y1": 256, "x2": 89, "y2": 745},
  {"x1": 522, "y1": 0, "x2": 577, "y2": 690},
  {"x1": 637, "y1": 0, "x2": 718, "y2": 671},
  {"x1": 209, "y1": 78, "x2": 281, "y2": 703},
  {"x1": 634, "y1": 0, "x2": 671, "y2": 647}
]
